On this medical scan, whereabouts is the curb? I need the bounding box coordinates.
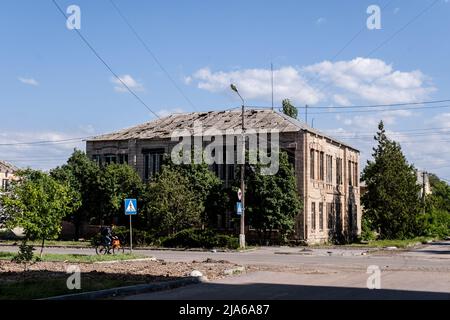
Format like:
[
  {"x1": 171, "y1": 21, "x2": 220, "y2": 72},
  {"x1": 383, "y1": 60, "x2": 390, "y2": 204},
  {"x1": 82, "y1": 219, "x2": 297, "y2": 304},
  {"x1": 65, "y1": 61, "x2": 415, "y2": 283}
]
[
  {"x1": 42, "y1": 276, "x2": 207, "y2": 300},
  {"x1": 93, "y1": 257, "x2": 156, "y2": 264}
]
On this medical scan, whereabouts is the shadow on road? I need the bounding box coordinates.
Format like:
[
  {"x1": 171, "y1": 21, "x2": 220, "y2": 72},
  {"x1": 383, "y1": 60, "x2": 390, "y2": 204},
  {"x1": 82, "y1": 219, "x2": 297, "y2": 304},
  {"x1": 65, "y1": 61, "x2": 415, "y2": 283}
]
[{"x1": 128, "y1": 282, "x2": 450, "y2": 300}]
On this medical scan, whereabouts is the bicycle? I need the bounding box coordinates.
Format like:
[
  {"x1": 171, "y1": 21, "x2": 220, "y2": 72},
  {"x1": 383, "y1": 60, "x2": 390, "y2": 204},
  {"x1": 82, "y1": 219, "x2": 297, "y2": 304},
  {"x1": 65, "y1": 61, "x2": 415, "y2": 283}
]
[{"x1": 95, "y1": 236, "x2": 125, "y2": 255}]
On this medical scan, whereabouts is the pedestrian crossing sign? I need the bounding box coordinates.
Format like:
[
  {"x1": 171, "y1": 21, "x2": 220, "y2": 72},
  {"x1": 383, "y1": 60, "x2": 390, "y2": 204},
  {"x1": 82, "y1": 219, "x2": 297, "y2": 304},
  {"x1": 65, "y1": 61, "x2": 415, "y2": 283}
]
[{"x1": 125, "y1": 199, "x2": 137, "y2": 215}]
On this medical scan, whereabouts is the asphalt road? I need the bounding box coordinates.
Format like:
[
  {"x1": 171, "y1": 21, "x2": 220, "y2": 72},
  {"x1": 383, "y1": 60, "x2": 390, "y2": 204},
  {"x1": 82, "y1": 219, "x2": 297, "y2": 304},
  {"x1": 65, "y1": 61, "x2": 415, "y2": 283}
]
[{"x1": 1, "y1": 241, "x2": 449, "y2": 299}]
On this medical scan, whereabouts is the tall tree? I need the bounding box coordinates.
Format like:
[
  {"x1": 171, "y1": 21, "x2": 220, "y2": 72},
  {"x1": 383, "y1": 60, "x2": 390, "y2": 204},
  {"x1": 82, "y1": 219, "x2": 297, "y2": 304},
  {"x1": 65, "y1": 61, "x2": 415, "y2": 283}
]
[
  {"x1": 96, "y1": 163, "x2": 143, "y2": 225},
  {"x1": 245, "y1": 151, "x2": 302, "y2": 243},
  {"x1": 1, "y1": 169, "x2": 75, "y2": 256},
  {"x1": 164, "y1": 160, "x2": 223, "y2": 228},
  {"x1": 142, "y1": 165, "x2": 202, "y2": 236},
  {"x1": 361, "y1": 121, "x2": 422, "y2": 239},
  {"x1": 282, "y1": 99, "x2": 298, "y2": 119},
  {"x1": 51, "y1": 150, "x2": 99, "y2": 239}
]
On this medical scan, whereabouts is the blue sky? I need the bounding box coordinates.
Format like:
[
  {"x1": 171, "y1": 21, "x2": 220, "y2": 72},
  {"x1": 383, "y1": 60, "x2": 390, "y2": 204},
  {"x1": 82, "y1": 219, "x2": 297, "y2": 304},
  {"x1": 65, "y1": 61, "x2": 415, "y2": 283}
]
[{"x1": 1, "y1": 0, "x2": 450, "y2": 180}]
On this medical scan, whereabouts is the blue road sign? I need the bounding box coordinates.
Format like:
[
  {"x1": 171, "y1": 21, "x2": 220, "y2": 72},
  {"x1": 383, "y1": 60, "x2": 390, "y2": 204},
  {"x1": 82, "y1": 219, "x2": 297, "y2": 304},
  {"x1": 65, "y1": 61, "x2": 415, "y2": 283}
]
[
  {"x1": 125, "y1": 199, "x2": 137, "y2": 215},
  {"x1": 236, "y1": 202, "x2": 243, "y2": 215}
]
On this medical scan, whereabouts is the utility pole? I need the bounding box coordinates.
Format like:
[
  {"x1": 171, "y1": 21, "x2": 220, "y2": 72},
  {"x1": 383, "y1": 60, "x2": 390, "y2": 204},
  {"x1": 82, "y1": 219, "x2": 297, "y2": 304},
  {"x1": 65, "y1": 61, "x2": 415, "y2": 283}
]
[
  {"x1": 231, "y1": 84, "x2": 246, "y2": 249},
  {"x1": 271, "y1": 62, "x2": 274, "y2": 111},
  {"x1": 305, "y1": 104, "x2": 308, "y2": 124},
  {"x1": 422, "y1": 171, "x2": 427, "y2": 214}
]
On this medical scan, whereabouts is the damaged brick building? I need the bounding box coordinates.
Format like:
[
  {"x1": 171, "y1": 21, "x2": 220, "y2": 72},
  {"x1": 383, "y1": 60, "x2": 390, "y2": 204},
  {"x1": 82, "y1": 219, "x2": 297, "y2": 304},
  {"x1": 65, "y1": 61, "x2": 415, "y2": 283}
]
[{"x1": 86, "y1": 109, "x2": 361, "y2": 244}]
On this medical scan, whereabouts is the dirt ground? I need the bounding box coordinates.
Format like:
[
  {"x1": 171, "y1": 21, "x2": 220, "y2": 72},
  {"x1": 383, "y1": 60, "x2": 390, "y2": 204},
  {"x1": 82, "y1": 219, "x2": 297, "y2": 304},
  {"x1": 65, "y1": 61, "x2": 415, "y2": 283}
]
[{"x1": 0, "y1": 258, "x2": 242, "y2": 284}]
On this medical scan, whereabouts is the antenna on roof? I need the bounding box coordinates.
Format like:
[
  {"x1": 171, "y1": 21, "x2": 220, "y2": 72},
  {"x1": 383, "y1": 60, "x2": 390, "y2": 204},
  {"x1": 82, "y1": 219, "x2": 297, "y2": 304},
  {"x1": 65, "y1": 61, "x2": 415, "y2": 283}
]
[{"x1": 271, "y1": 62, "x2": 274, "y2": 111}]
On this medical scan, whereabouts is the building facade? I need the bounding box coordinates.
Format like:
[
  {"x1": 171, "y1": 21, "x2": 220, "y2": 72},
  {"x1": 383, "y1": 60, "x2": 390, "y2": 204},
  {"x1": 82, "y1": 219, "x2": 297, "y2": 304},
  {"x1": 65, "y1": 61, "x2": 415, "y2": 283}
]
[
  {"x1": 0, "y1": 160, "x2": 17, "y2": 192},
  {"x1": 86, "y1": 110, "x2": 361, "y2": 244}
]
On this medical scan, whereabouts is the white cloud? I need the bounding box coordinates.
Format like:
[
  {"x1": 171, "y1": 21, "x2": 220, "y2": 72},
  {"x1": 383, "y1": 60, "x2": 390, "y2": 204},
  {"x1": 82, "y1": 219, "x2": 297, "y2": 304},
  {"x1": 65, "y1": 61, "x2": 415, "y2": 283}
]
[
  {"x1": 333, "y1": 94, "x2": 351, "y2": 106},
  {"x1": 187, "y1": 58, "x2": 434, "y2": 109},
  {"x1": 111, "y1": 74, "x2": 145, "y2": 93},
  {"x1": 18, "y1": 77, "x2": 39, "y2": 86},
  {"x1": 0, "y1": 131, "x2": 89, "y2": 171},
  {"x1": 303, "y1": 57, "x2": 435, "y2": 104},
  {"x1": 156, "y1": 107, "x2": 184, "y2": 118},
  {"x1": 188, "y1": 67, "x2": 322, "y2": 105}
]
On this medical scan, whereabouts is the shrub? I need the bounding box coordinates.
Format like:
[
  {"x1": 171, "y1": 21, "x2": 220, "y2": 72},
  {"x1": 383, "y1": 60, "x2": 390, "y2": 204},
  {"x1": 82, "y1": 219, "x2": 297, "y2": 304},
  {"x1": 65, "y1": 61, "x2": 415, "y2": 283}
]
[
  {"x1": 420, "y1": 209, "x2": 450, "y2": 238},
  {"x1": 161, "y1": 229, "x2": 239, "y2": 249}
]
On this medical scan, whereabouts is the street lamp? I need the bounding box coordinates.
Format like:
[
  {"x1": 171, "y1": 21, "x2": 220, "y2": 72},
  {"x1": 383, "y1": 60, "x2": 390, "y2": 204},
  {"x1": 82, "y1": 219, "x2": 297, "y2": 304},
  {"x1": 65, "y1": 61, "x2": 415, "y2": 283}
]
[{"x1": 230, "y1": 84, "x2": 246, "y2": 249}]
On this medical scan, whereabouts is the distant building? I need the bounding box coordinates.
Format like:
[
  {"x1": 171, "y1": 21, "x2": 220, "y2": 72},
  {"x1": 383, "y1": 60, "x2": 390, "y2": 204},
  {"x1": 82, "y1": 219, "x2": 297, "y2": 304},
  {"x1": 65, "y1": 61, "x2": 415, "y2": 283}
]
[
  {"x1": 0, "y1": 160, "x2": 17, "y2": 192},
  {"x1": 86, "y1": 109, "x2": 361, "y2": 244},
  {"x1": 416, "y1": 170, "x2": 432, "y2": 197},
  {"x1": 0, "y1": 160, "x2": 18, "y2": 226}
]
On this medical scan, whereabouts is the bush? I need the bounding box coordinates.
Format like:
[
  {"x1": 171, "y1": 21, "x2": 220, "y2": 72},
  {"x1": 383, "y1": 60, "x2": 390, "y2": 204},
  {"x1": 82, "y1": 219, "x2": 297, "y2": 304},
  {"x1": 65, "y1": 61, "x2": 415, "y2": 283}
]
[
  {"x1": 90, "y1": 226, "x2": 156, "y2": 247},
  {"x1": 161, "y1": 229, "x2": 239, "y2": 249},
  {"x1": 420, "y1": 209, "x2": 450, "y2": 238},
  {"x1": 361, "y1": 215, "x2": 377, "y2": 241}
]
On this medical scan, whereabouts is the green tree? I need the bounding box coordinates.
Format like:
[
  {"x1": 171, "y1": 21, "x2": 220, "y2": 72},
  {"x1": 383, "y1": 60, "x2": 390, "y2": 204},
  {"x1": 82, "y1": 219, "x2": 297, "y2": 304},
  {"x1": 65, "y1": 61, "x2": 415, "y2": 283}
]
[
  {"x1": 1, "y1": 170, "x2": 74, "y2": 257},
  {"x1": 282, "y1": 99, "x2": 298, "y2": 119},
  {"x1": 165, "y1": 161, "x2": 223, "y2": 228},
  {"x1": 421, "y1": 174, "x2": 450, "y2": 238},
  {"x1": 142, "y1": 165, "x2": 202, "y2": 236},
  {"x1": 51, "y1": 149, "x2": 99, "y2": 239},
  {"x1": 361, "y1": 121, "x2": 422, "y2": 239},
  {"x1": 245, "y1": 151, "x2": 302, "y2": 243},
  {"x1": 96, "y1": 163, "x2": 143, "y2": 225}
]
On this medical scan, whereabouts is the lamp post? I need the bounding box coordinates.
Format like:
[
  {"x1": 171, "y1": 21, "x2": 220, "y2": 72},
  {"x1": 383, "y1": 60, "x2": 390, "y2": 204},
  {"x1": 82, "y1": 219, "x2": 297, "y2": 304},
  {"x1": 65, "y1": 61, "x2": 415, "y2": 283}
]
[{"x1": 230, "y1": 84, "x2": 246, "y2": 249}]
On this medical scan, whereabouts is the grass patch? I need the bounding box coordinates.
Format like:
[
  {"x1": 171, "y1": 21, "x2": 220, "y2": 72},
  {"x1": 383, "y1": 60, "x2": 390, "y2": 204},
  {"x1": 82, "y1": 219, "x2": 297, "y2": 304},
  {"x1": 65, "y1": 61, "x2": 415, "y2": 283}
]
[
  {"x1": 0, "y1": 277, "x2": 145, "y2": 300},
  {"x1": 351, "y1": 237, "x2": 436, "y2": 248},
  {"x1": 0, "y1": 240, "x2": 91, "y2": 247},
  {"x1": 0, "y1": 251, "x2": 146, "y2": 263}
]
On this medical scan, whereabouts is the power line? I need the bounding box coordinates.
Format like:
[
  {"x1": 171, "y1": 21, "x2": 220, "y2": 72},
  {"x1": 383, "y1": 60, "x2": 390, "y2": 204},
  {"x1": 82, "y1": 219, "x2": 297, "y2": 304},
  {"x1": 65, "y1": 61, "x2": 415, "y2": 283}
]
[
  {"x1": 51, "y1": 0, "x2": 160, "y2": 119},
  {"x1": 308, "y1": 104, "x2": 450, "y2": 115},
  {"x1": 0, "y1": 137, "x2": 86, "y2": 147},
  {"x1": 312, "y1": 0, "x2": 440, "y2": 104},
  {"x1": 108, "y1": 0, "x2": 197, "y2": 111}
]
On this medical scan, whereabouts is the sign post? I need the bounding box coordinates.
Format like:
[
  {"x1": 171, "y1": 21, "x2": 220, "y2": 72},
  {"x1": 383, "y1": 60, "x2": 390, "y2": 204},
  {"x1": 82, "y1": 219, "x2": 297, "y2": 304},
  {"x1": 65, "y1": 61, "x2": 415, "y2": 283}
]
[
  {"x1": 124, "y1": 199, "x2": 137, "y2": 254},
  {"x1": 236, "y1": 202, "x2": 243, "y2": 215}
]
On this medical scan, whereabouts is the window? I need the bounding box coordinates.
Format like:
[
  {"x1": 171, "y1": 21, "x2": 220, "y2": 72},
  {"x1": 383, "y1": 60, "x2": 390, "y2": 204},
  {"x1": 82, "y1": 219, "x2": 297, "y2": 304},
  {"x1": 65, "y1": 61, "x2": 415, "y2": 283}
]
[
  {"x1": 92, "y1": 155, "x2": 102, "y2": 166},
  {"x1": 144, "y1": 149, "x2": 164, "y2": 180},
  {"x1": 311, "y1": 202, "x2": 316, "y2": 231},
  {"x1": 326, "y1": 155, "x2": 333, "y2": 183},
  {"x1": 2, "y1": 179, "x2": 9, "y2": 191},
  {"x1": 348, "y1": 161, "x2": 353, "y2": 186},
  {"x1": 310, "y1": 149, "x2": 315, "y2": 179},
  {"x1": 219, "y1": 164, "x2": 226, "y2": 180},
  {"x1": 353, "y1": 162, "x2": 358, "y2": 187},
  {"x1": 118, "y1": 154, "x2": 128, "y2": 165},
  {"x1": 336, "y1": 158, "x2": 343, "y2": 185},
  {"x1": 227, "y1": 164, "x2": 235, "y2": 181},
  {"x1": 335, "y1": 201, "x2": 342, "y2": 231},
  {"x1": 327, "y1": 202, "x2": 334, "y2": 230},
  {"x1": 319, "y1": 152, "x2": 324, "y2": 181},
  {"x1": 104, "y1": 154, "x2": 117, "y2": 165},
  {"x1": 319, "y1": 202, "x2": 324, "y2": 231}
]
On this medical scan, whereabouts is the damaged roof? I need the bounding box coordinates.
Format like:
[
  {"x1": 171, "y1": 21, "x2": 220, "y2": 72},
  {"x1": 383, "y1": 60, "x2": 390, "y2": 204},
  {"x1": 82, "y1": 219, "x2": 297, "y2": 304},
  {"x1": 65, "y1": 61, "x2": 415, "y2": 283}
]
[
  {"x1": 0, "y1": 160, "x2": 18, "y2": 173},
  {"x1": 87, "y1": 109, "x2": 358, "y2": 151}
]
